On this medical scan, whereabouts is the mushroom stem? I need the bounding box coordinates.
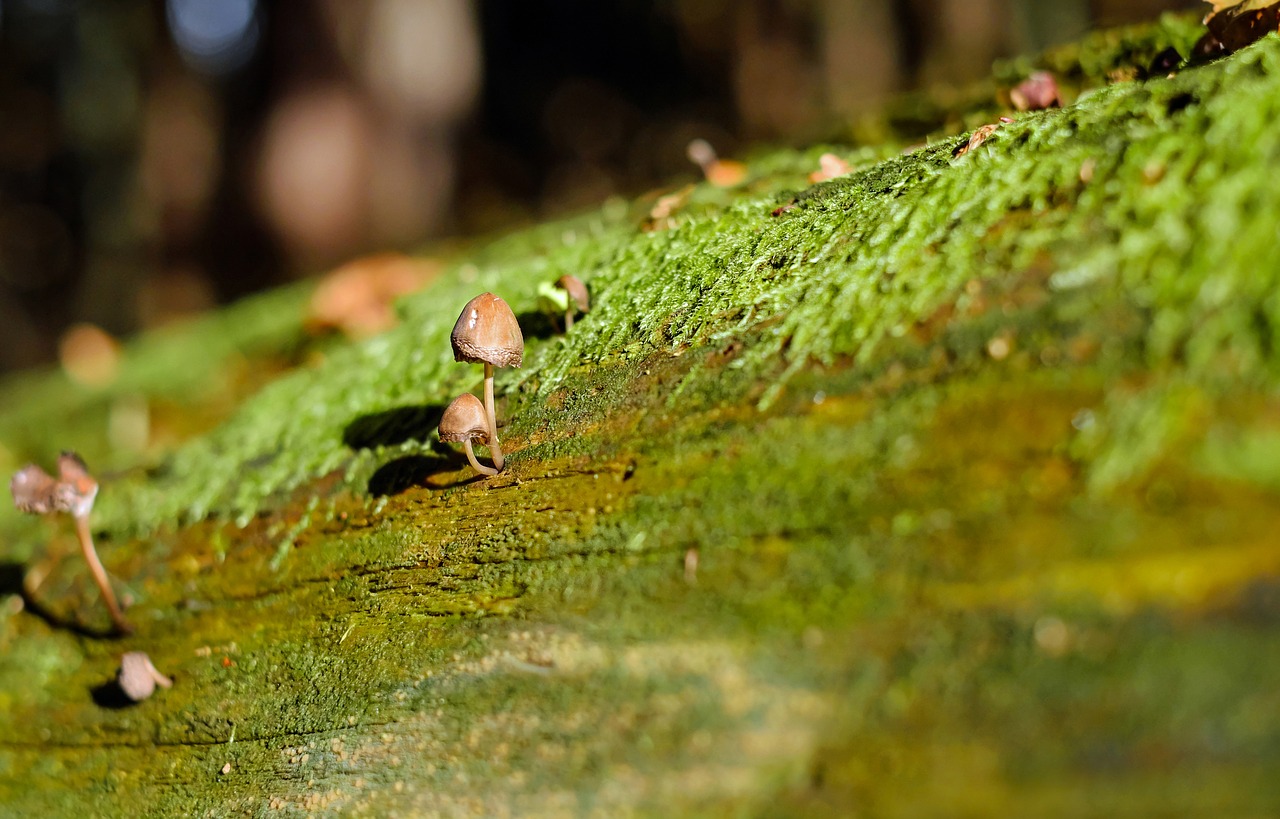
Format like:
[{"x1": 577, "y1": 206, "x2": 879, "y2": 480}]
[
  {"x1": 72, "y1": 513, "x2": 131, "y2": 634},
  {"x1": 150, "y1": 664, "x2": 174, "y2": 689},
  {"x1": 564, "y1": 310, "x2": 574, "y2": 331},
  {"x1": 462, "y1": 441, "x2": 499, "y2": 477},
  {"x1": 482, "y1": 362, "x2": 506, "y2": 471}
]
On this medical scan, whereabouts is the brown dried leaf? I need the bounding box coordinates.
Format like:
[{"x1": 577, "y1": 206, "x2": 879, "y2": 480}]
[
  {"x1": 953, "y1": 123, "x2": 1001, "y2": 158},
  {"x1": 1205, "y1": 0, "x2": 1265, "y2": 13},
  {"x1": 704, "y1": 159, "x2": 747, "y2": 187},
  {"x1": 1205, "y1": 0, "x2": 1280, "y2": 52},
  {"x1": 642, "y1": 184, "x2": 695, "y2": 231},
  {"x1": 307, "y1": 253, "x2": 437, "y2": 339}
]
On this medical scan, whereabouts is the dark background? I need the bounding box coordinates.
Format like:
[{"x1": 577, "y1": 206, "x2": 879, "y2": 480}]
[{"x1": 0, "y1": 0, "x2": 1198, "y2": 374}]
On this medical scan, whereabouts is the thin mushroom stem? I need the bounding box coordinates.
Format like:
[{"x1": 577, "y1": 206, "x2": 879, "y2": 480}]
[
  {"x1": 482, "y1": 362, "x2": 506, "y2": 471},
  {"x1": 462, "y1": 441, "x2": 499, "y2": 476},
  {"x1": 564, "y1": 310, "x2": 574, "y2": 331},
  {"x1": 72, "y1": 513, "x2": 131, "y2": 634}
]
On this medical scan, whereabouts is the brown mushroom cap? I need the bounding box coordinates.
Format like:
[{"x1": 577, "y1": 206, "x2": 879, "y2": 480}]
[
  {"x1": 555, "y1": 275, "x2": 590, "y2": 314},
  {"x1": 11, "y1": 464, "x2": 59, "y2": 515},
  {"x1": 451, "y1": 293, "x2": 523, "y2": 369},
  {"x1": 55, "y1": 452, "x2": 98, "y2": 518},
  {"x1": 438, "y1": 394, "x2": 491, "y2": 444},
  {"x1": 10, "y1": 452, "x2": 98, "y2": 517}
]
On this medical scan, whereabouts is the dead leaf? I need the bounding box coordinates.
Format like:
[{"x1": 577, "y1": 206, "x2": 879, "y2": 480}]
[
  {"x1": 953, "y1": 123, "x2": 1001, "y2": 158},
  {"x1": 642, "y1": 185, "x2": 695, "y2": 231},
  {"x1": 1204, "y1": 0, "x2": 1280, "y2": 52},
  {"x1": 1205, "y1": 0, "x2": 1269, "y2": 13},
  {"x1": 307, "y1": 253, "x2": 438, "y2": 339}
]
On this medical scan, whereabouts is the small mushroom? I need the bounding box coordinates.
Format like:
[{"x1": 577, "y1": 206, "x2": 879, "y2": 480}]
[
  {"x1": 10, "y1": 453, "x2": 132, "y2": 634},
  {"x1": 686, "y1": 138, "x2": 747, "y2": 187},
  {"x1": 809, "y1": 152, "x2": 852, "y2": 184},
  {"x1": 1010, "y1": 71, "x2": 1060, "y2": 112},
  {"x1": 451, "y1": 293, "x2": 523, "y2": 472},
  {"x1": 554, "y1": 275, "x2": 589, "y2": 331},
  {"x1": 118, "y1": 651, "x2": 173, "y2": 702},
  {"x1": 439, "y1": 394, "x2": 499, "y2": 477}
]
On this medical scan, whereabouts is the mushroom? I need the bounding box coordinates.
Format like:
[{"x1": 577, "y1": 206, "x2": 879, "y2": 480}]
[
  {"x1": 439, "y1": 394, "x2": 498, "y2": 477},
  {"x1": 686, "y1": 138, "x2": 747, "y2": 187},
  {"x1": 10, "y1": 453, "x2": 132, "y2": 634},
  {"x1": 118, "y1": 651, "x2": 173, "y2": 702},
  {"x1": 554, "y1": 275, "x2": 590, "y2": 331},
  {"x1": 450, "y1": 293, "x2": 523, "y2": 472},
  {"x1": 1010, "y1": 71, "x2": 1060, "y2": 112}
]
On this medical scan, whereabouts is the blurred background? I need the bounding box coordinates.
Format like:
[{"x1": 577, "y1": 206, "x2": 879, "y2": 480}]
[{"x1": 0, "y1": 0, "x2": 1198, "y2": 375}]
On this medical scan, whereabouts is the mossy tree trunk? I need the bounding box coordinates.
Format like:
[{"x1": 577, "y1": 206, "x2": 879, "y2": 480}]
[{"x1": 2, "y1": 15, "x2": 1280, "y2": 818}]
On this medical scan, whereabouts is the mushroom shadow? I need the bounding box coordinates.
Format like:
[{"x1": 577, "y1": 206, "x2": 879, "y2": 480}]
[
  {"x1": 0, "y1": 561, "x2": 23, "y2": 597},
  {"x1": 0, "y1": 560, "x2": 121, "y2": 640},
  {"x1": 343, "y1": 403, "x2": 449, "y2": 450},
  {"x1": 514, "y1": 310, "x2": 559, "y2": 342},
  {"x1": 367, "y1": 454, "x2": 462, "y2": 496},
  {"x1": 90, "y1": 678, "x2": 137, "y2": 709}
]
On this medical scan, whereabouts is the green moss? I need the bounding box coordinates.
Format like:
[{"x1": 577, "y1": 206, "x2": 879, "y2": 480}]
[
  {"x1": 2, "y1": 18, "x2": 1280, "y2": 819},
  {"x1": 20, "y1": 28, "x2": 1269, "y2": 540}
]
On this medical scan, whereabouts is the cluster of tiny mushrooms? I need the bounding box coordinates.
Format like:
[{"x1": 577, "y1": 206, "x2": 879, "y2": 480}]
[
  {"x1": 439, "y1": 277, "x2": 587, "y2": 478},
  {"x1": 4, "y1": 277, "x2": 590, "y2": 696}
]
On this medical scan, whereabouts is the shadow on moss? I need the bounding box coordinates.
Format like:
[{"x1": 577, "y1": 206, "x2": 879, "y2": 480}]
[
  {"x1": 0, "y1": 560, "x2": 119, "y2": 640},
  {"x1": 366, "y1": 454, "x2": 459, "y2": 496},
  {"x1": 89, "y1": 679, "x2": 137, "y2": 710},
  {"x1": 515, "y1": 308, "x2": 560, "y2": 341},
  {"x1": 342, "y1": 403, "x2": 449, "y2": 449}
]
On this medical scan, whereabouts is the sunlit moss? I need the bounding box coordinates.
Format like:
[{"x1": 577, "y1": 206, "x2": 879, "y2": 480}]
[{"x1": 1, "y1": 16, "x2": 1280, "y2": 818}]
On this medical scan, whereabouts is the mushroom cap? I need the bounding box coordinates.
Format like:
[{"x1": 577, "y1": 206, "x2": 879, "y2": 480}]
[
  {"x1": 55, "y1": 452, "x2": 98, "y2": 518},
  {"x1": 11, "y1": 464, "x2": 59, "y2": 515},
  {"x1": 438, "y1": 394, "x2": 491, "y2": 444},
  {"x1": 10, "y1": 453, "x2": 98, "y2": 517},
  {"x1": 450, "y1": 293, "x2": 523, "y2": 368},
  {"x1": 555, "y1": 275, "x2": 590, "y2": 314},
  {"x1": 686, "y1": 137, "x2": 717, "y2": 169},
  {"x1": 119, "y1": 652, "x2": 171, "y2": 702}
]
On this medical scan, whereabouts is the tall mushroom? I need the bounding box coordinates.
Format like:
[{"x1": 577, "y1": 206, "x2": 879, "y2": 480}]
[
  {"x1": 555, "y1": 275, "x2": 590, "y2": 331},
  {"x1": 450, "y1": 292, "x2": 523, "y2": 472},
  {"x1": 439, "y1": 394, "x2": 499, "y2": 477},
  {"x1": 10, "y1": 453, "x2": 132, "y2": 634}
]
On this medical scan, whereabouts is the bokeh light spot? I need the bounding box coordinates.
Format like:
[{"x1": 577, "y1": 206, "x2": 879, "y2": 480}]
[{"x1": 165, "y1": 0, "x2": 259, "y2": 75}]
